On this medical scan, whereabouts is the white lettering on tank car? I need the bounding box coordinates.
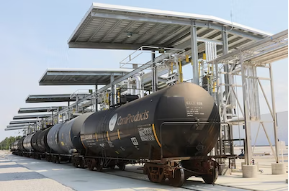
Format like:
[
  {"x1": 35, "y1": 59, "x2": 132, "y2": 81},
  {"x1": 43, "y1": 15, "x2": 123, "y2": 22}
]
[
  {"x1": 130, "y1": 137, "x2": 139, "y2": 146},
  {"x1": 185, "y1": 101, "x2": 203, "y2": 116},
  {"x1": 109, "y1": 113, "x2": 118, "y2": 131},
  {"x1": 138, "y1": 127, "x2": 155, "y2": 141}
]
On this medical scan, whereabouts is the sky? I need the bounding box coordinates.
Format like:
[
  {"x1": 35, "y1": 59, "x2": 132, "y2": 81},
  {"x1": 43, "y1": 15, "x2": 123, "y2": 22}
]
[{"x1": 0, "y1": 0, "x2": 288, "y2": 141}]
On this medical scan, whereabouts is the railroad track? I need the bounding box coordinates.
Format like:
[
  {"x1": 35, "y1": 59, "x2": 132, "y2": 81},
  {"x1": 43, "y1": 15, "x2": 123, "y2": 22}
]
[
  {"x1": 8, "y1": 154, "x2": 248, "y2": 191},
  {"x1": 102, "y1": 165, "x2": 248, "y2": 191}
]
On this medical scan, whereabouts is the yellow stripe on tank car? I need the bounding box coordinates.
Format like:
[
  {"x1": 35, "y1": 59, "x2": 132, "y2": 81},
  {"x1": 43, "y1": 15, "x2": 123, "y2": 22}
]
[
  {"x1": 95, "y1": 133, "x2": 98, "y2": 142},
  {"x1": 117, "y1": 129, "x2": 121, "y2": 140},
  {"x1": 106, "y1": 131, "x2": 110, "y2": 141},
  {"x1": 152, "y1": 124, "x2": 162, "y2": 147}
]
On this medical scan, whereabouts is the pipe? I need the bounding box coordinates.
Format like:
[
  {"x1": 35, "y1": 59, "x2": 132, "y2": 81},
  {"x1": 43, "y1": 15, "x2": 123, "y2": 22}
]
[
  {"x1": 127, "y1": 79, "x2": 131, "y2": 95},
  {"x1": 152, "y1": 51, "x2": 157, "y2": 92},
  {"x1": 134, "y1": 74, "x2": 143, "y2": 98}
]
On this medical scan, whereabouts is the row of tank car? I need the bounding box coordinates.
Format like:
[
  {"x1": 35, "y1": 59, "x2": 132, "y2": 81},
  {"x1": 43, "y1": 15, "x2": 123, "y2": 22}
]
[{"x1": 11, "y1": 83, "x2": 221, "y2": 187}]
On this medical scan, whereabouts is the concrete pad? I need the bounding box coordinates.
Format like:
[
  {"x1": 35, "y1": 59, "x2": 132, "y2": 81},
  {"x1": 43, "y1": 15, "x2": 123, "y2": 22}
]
[
  {"x1": 272, "y1": 163, "x2": 286, "y2": 175},
  {"x1": 2, "y1": 150, "x2": 288, "y2": 191},
  {"x1": 242, "y1": 165, "x2": 258, "y2": 178},
  {"x1": 241, "y1": 162, "x2": 259, "y2": 171},
  {"x1": 219, "y1": 164, "x2": 231, "y2": 175},
  {"x1": 0, "y1": 152, "x2": 73, "y2": 191}
]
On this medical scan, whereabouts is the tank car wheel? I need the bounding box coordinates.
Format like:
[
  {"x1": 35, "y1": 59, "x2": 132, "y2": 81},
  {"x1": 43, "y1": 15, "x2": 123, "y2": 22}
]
[
  {"x1": 110, "y1": 165, "x2": 115, "y2": 170},
  {"x1": 117, "y1": 163, "x2": 125, "y2": 171},
  {"x1": 96, "y1": 160, "x2": 103, "y2": 172},
  {"x1": 202, "y1": 167, "x2": 218, "y2": 184},
  {"x1": 148, "y1": 173, "x2": 166, "y2": 183},
  {"x1": 72, "y1": 157, "x2": 80, "y2": 168},
  {"x1": 72, "y1": 159, "x2": 77, "y2": 167},
  {"x1": 52, "y1": 156, "x2": 57, "y2": 163},
  {"x1": 88, "y1": 159, "x2": 96, "y2": 171},
  {"x1": 79, "y1": 159, "x2": 85, "y2": 168},
  {"x1": 168, "y1": 168, "x2": 185, "y2": 187},
  {"x1": 57, "y1": 156, "x2": 61, "y2": 164}
]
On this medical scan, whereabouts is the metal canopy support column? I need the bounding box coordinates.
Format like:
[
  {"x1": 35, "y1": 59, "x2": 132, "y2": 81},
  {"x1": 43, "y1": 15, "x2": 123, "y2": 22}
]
[
  {"x1": 110, "y1": 75, "x2": 115, "y2": 105},
  {"x1": 269, "y1": 63, "x2": 279, "y2": 163},
  {"x1": 51, "y1": 110, "x2": 54, "y2": 125},
  {"x1": 152, "y1": 51, "x2": 157, "y2": 92},
  {"x1": 222, "y1": 26, "x2": 234, "y2": 156},
  {"x1": 95, "y1": 85, "x2": 98, "y2": 111},
  {"x1": 76, "y1": 96, "x2": 79, "y2": 112},
  {"x1": 190, "y1": 21, "x2": 199, "y2": 85},
  {"x1": 222, "y1": 27, "x2": 229, "y2": 95},
  {"x1": 214, "y1": 61, "x2": 222, "y2": 156},
  {"x1": 241, "y1": 59, "x2": 252, "y2": 165},
  {"x1": 67, "y1": 101, "x2": 70, "y2": 121}
]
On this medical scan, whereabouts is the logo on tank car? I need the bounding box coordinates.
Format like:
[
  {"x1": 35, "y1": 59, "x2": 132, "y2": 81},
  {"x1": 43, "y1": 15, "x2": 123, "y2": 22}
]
[
  {"x1": 109, "y1": 114, "x2": 118, "y2": 131},
  {"x1": 117, "y1": 110, "x2": 149, "y2": 126}
]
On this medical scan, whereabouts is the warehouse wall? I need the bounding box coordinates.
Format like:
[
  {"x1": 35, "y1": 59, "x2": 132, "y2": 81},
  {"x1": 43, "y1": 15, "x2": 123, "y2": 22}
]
[{"x1": 233, "y1": 111, "x2": 288, "y2": 146}]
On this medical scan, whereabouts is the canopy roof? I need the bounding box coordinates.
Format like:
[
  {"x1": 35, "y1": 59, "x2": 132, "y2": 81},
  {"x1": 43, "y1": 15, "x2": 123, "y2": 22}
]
[
  {"x1": 18, "y1": 106, "x2": 62, "y2": 113},
  {"x1": 13, "y1": 114, "x2": 52, "y2": 120},
  {"x1": 26, "y1": 94, "x2": 90, "y2": 103},
  {"x1": 39, "y1": 68, "x2": 131, "y2": 85},
  {"x1": 10, "y1": 119, "x2": 39, "y2": 124},
  {"x1": 68, "y1": 3, "x2": 270, "y2": 52}
]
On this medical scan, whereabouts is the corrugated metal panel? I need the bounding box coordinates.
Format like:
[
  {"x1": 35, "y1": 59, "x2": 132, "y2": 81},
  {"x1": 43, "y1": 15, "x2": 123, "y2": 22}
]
[
  {"x1": 68, "y1": 3, "x2": 270, "y2": 51},
  {"x1": 39, "y1": 68, "x2": 132, "y2": 86}
]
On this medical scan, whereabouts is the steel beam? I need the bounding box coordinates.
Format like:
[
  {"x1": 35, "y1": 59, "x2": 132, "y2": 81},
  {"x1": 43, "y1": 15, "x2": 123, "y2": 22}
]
[
  {"x1": 75, "y1": 17, "x2": 94, "y2": 42},
  {"x1": 88, "y1": 18, "x2": 108, "y2": 42},
  {"x1": 90, "y1": 11, "x2": 192, "y2": 26},
  {"x1": 132, "y1": 23, "x2": 163, "y2": 44},
  {"x1": 152, "y1": 51, "x2": 157, "y2": 92},
  {"x1": 69, "y1": 42, "x2": 162, "y2": 50},
  {"x1": 121, "y1": 22, "x2": 150, "y2": 43},
  {"x1": 5, "y1": 126, "x2": 28, "y2": 131},
  {"x1": 190, "y1": 22, "x2": 199, "y2": 85},
  {"x1": 18, "y1": 107, "x2": 59, "y2": 113},
  {"x1": 241, "y1": 60, "x2": 252, "y2": 165},
  {"x1": 110, "y1": 75, "x2": 115, "y2": 105},
  {"x1": 95, "y1": 84, "x2": 98, "y2": 111},
  {"x1": 111, "y1": 20, "x2": 137, "y2": 43},
  {"x1": 200, "y1": 29, "x2": 218, "y2": 38},
  {"x1": 197, "y1": 37, "x2": 222, "y2": 45},
  {"x1": 222, "y1": 26, "x2": 234, "y2": 157},
  {"x1": 269, "y1": 63, "x2": 279, "y2": 163},
  {"x1": 209, "y1": 30, "x2": 288, "y2": 64},
  {"x1": 100, "y1": 20, "x2": 123, "y2": 43},
  {"x1": 46, "y1": 71, "x2": 129, "y2": 76},
  {"x1": 164, "y1": 28, "x2": 191, "y2": 46},
  {"x1": 13, "y1": 114, "x2": 51, "y2": 120},
  {"x1": 149, "y1": 25, "x2": 178, "y2": 45},
  {"x1": 10, "y1": 120, "x2": 38, "y2": 124},
  {"x1": 7, "y1": 124, "x2": 30, "y2": 128},
  {"x1": 156, "y1": 26, "x2": 189, "y2": 45}
]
